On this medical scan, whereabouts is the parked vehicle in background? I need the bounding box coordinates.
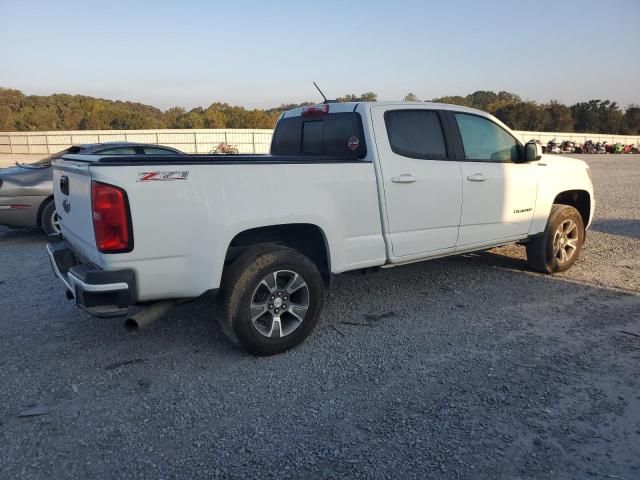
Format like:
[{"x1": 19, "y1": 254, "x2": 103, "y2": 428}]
[
  {"x1": 561, "y1": 140, "x2": 576, "y2": 153},
  {"x1": 0, "y1": 143, "x2": 183, "y2": 234},
  {"x1": 47, "y1": 101, "x2": 595, "y2": 356},
  {"x1": 538, "y1": 139, "x2": 639, "y2": 155},
  {"x1": 584, "y1": 140, "x2": 596, "y2": 154},
  {"x1": 546, "y1": 139, "x2": 561, "y2": 154},
  {"x1": 209, "y1": 143, "x2": 239, "y2": 154}
]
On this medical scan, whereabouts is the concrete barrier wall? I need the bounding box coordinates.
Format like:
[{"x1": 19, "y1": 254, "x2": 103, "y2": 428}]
[
  {"x1": 1, "y1": 128, "x2": 639, "y2": 156},
  {"x1": 0, "y1": 129, "x2": 274, "y2": 155}
]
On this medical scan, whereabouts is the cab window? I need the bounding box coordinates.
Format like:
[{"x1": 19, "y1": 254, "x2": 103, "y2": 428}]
[
  {"x1": 271, "y1": 112, "x2": 367, "y2": 158},
  {"x1": 454, "y1": 113, "x2": 521, "y2": 162},
  {"x1": 384, "y1": 110, "x2": 447, "y2": 160}
]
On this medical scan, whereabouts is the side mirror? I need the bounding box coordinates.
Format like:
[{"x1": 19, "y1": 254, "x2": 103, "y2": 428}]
[{"x1": 524, "y1": 141, "x2": 542, "y2": 162}]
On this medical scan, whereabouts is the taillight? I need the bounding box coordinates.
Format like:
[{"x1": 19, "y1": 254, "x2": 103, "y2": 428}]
[
  {"x1": 91, "y1": 181, "x2": 132, "y2": 253},
  {"x1": 301, "y1": 104, "x2": 329, "y2": 117}
]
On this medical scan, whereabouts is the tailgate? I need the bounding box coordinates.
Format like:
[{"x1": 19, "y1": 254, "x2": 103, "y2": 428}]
[{"x1": 52, "y1": 159, "x2": 101, "y2": 265}]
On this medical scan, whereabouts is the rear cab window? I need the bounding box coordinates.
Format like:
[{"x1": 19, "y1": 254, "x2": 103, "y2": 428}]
[{"x1": 271, "y1": 106, "x2": 367, "y2": 159}]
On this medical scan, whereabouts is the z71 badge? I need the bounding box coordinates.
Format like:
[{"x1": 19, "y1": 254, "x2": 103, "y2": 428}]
[{"x1": 137, "y1": 171, "x2": 189, "y2": 182}]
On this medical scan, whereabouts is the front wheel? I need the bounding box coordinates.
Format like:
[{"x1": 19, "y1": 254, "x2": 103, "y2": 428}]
[
  {"x1": 526, "y1": 204, "x2": 585, "y2": 273},
  {"x1": 41, "y1": 200, "x2": 61, "y2": 235},
  {"x1": 218, "y1": 246, "x2": 325, "y2": 355}
]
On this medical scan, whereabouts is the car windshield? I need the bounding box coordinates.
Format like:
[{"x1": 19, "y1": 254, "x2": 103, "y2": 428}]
[{"x1": 17, "y1": 146, "x2": 82, "y2": 168}]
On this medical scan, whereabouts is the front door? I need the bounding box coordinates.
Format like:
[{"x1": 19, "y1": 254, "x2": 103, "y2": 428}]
[
  {"x1": 371, "y1": 106, "x2": 462, "y2": 257},
  {"x1": 452, "y1": 112, "x2": 538, "y2": 246}
]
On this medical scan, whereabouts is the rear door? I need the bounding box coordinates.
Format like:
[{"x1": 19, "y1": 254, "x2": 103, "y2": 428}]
[
  {"x1": 450, "y1": 112, "x2": 537, "y2": 246},
  {"x1": 371, "y1": 106, "x2": 462, "y2": 257}
]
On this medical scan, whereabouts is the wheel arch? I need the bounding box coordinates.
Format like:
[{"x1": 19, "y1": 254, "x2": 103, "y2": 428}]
[
  {"x1": 35, "y1": 195, "x2": 54, "y2": 227},
  {"x1": 553, "y1": 190, "x2": 591, "y2": 228},
  {"x1": 224, "y1": 223, "x2": 332, "y2": 281}
]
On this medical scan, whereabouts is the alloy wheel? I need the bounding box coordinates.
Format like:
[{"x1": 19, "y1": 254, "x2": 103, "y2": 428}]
[
  {"x1": 553, "y1": 219, "x2": 579, "y2": 264},
  {"x1": 249, "y1": 270, "x2": 310, "y2": 338}
]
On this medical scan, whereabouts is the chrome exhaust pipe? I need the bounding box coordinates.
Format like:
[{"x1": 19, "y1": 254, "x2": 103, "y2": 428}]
[{"x1": 125, "y1": 300, "x2": 175, "y2": 331}]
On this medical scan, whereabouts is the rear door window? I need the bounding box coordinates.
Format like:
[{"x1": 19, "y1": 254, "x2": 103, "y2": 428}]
[
  {"x1": 271, "y1": 112, "x2": 367, "y2": 158},
  {"x1": 384, "y1": 110, "x2": 447, "y2": 160}
]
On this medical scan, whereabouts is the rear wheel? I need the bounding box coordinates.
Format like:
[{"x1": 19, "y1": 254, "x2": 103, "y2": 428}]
[
  {"x1": 41, "y1": 200, "x2": 61, "y2": 235},
  {"x1": 526, "y1": 204, "x2": 585, "y2": 273},
  {"x1": 218, "y1": 246, "x2": 325, "y2": 355}
]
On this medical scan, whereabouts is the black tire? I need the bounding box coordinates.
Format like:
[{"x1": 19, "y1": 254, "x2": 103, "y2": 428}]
[
  {"x1": 217, "y1": 246, "x2": 325, "y2": 356},
  {"x1": 526, "y1": 204, "x2": 585, "y2": 273},
  {"x1": 41, "y1": 200, "x2": 61, "y2": 235}
]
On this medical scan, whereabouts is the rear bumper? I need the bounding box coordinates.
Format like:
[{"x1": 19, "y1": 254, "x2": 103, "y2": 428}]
[{"x1": 47, "y1": 237, "x2": 137, "y2": 318}]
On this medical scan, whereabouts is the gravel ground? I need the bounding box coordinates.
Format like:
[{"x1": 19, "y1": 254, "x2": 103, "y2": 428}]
[{"x1": 1, "y1": 154, "x2": 639, "y2": 480}]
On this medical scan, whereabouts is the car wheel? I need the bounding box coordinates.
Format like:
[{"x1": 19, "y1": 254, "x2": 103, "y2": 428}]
[
  {"x1": 526, "y1": 204, "x2": 585, "y2": 273},
  {"x1": 218, "y1": 246, "x2": 325, "y2": 356},
  {"x1": 41, "y1": 200, "x2": 61, "y2": 235}
]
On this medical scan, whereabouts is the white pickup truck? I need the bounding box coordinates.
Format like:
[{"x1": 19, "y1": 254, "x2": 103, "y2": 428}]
[{"x1": 48, "y1": 102, "x2": 594, "y2": 355}]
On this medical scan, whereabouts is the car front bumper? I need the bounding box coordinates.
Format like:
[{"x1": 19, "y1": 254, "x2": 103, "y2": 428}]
[{"x1": 47, "y1": 237, "x2": 137, "y2": 318}]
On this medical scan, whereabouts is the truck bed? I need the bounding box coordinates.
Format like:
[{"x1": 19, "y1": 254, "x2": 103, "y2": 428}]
[{"x1": 52, "y1": 153, "x2": 387, "y2": 301}]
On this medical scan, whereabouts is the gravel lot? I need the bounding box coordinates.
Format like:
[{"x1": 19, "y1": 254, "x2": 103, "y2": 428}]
[{"x1": 1, "y1": 154, "x2": 639, "y2": 480}]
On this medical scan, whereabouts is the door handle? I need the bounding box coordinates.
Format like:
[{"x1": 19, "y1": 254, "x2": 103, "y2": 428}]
[
  {"x1": 391, "y1": 174, "x2": 417, "y2": 184},
  {"x1": 466, "y1": 173, "x2": 487, "y2": 182}
]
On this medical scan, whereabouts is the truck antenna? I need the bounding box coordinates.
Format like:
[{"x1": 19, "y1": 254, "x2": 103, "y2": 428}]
[
  {"x1": 313, "y1": 82, "x2": 327, "y2": 102},
  {"x1": 313, "y1": 82, "x2": 337, "y2": 104}
]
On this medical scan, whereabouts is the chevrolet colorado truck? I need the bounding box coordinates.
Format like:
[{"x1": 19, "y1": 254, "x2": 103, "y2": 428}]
[{"x1": 48, "y1": 102, "x2": 594, "y2": 355}]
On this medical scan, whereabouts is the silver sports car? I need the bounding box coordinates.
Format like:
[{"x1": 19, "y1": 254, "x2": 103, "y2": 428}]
[{"x1": 0, "y1": 142, "x2": 183, "y2": 234}]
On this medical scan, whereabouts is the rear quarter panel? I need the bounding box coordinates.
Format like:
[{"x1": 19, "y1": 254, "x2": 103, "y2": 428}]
[{"x1": 90, "y1": 162, "x2": 386, "y2": 301}]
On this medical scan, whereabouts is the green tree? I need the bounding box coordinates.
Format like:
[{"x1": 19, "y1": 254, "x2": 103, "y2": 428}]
[
  {"x1": 359, "y1": 92, "x2": 377, "y2": 102},
  {"x1": 164, "y1": 107, "x2": 187, "y2": 128},
  {"x1": 404, "y1": 93, "x2": 419, "y2": 101},
  {"x1": 203, "y1": 107, "x2": 227, "y2": 128},
  {"x1": 175, "y1": 111, "x2": 204, "y2": 129},
  {"x1": 431, "y1": 95, "x2": 470, "y2": 107},
  {"x1": 495, "y1": 102, "x2": 548, "y2": 131},
  {"x1": 0, "y1": 105, "x2": 14, "y2": 130},
  {"x1": 337, "y1": 92, "x2": 378, "y2": 102},
  {"x1": 571, "y1": 100, "x2": 625, "y2": 133},
  {"x1": 544, "y1": 101, "x2": 574, "y2": 132},
  {"x1": 2, "y1": 86, "x2": 638, "y2": 134},
  {"x1": 623, "y1": 105, "x2": 640, "y2": 134}
]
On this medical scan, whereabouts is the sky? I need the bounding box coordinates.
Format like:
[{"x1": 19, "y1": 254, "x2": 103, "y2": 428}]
[{"x1": 1, "y1": 0, "x2": 639, "y2": 111}]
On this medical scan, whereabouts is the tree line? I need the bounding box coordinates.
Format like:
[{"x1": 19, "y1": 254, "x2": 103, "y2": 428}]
[{"x1": 1, "y1": 87, "x2": 638, "y2": 134}]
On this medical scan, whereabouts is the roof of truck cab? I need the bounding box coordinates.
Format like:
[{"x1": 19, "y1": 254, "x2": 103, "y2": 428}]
[
  {"x1": 282, "y1": 101, "x2": 496, "y2": 118},
  {"x1": 281, "y1": 101, "x2": 512, "y2": 133}
]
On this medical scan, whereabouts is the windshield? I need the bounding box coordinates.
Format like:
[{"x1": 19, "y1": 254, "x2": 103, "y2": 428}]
[{"x1": 18, "y1": 146, "x2": 82, "y2": 168}]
